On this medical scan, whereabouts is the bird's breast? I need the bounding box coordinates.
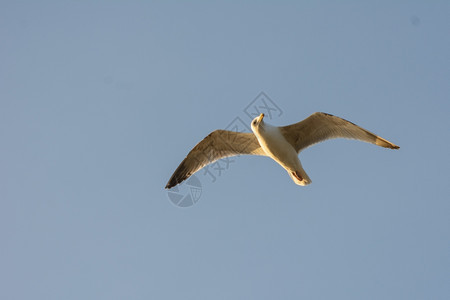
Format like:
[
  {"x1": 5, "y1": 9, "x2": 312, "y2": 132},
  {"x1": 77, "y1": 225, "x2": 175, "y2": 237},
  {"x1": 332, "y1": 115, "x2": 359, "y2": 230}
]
[{"x1": 256, "y1": 126, "x2": 300, "y2": 170}]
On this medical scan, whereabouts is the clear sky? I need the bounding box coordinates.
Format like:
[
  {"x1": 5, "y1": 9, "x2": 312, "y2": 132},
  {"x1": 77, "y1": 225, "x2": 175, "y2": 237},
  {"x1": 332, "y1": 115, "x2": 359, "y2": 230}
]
[{"x1": 1, "y1": 1, "x2": 449, "y2": 299}]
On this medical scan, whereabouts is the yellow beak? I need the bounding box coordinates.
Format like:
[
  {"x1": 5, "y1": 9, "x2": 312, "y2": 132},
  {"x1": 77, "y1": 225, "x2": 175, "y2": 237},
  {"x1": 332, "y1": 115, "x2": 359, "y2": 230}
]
[{"x1": 258, "y1": 113, "x2": 265, "y2": 123}]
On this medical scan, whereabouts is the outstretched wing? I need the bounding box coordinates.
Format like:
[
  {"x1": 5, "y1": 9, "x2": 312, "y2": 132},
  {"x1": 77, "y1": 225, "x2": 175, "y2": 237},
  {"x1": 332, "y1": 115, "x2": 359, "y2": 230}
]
[
  {"x1": 280, "y1": 112, "x2": 400, "y2": 153},
  {"x1": 165, "y1": 130, "x2": 266, "y2": 189}
]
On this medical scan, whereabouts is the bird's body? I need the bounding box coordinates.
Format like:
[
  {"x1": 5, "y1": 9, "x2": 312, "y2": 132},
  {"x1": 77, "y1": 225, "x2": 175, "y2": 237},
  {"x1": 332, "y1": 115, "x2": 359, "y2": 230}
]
[
  {"x1": 165, "y1": 112, "x2": 399, "y2": 189},
  {"x1": 252, "y1": 121, "x2": 311, "y2": 185}
]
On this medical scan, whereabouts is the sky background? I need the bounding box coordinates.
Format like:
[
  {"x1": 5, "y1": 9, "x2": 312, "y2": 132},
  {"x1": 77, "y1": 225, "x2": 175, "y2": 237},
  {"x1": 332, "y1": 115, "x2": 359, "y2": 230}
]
[{"x1": 1, "y1": 1, "x2": 449, "y2": 299}]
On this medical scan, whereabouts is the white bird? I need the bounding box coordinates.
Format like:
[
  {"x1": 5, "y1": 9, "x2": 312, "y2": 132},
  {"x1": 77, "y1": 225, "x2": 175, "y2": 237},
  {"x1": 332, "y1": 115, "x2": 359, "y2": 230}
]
[{"x1": 165, "y1": 112, "x2": 399, "y2": 189}]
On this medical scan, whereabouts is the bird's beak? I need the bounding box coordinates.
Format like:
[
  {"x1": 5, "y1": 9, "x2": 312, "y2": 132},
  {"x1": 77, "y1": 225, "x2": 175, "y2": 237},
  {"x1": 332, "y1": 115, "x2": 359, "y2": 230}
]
[{"x1": 258, "y1": 113, "x2": 264, "y2": 123}]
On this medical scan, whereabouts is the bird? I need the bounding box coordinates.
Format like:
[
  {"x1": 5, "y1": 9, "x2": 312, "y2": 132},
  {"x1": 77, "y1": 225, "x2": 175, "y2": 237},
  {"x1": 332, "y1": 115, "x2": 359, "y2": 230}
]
[{"x1": 165, "y1": 112, "x2": 399, "y2": 189}]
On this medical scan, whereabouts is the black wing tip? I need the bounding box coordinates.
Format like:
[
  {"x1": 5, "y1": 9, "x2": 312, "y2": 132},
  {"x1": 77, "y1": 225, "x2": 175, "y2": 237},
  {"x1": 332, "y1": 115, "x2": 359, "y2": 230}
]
[
  {"x1": 165, "y1": 172, "x2": 189, "y2": 190},
  {"x1": 165, "y1": 179, "x2": 180, "y2": 190},
  {"x1": 383, "y1": 144, "x2": 400, "y2": 150},
  {"x1": 165, "y1": 160, "x2": 188, "y2": 189},
  {"x1": 165, "y1": 177, "x2": 182, "y2": 190}
]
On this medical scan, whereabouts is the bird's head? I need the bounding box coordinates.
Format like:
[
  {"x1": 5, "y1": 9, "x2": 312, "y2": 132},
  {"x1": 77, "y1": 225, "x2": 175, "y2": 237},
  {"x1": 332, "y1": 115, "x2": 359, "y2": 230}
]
[{"x1": 250, "y1": 113, "x2": 265, "y2": 133}]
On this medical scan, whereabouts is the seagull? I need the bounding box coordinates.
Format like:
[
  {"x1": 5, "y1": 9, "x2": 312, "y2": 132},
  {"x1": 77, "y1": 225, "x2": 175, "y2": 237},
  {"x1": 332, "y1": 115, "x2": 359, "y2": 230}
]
[{"x1": 165, "y1": 112, "x2": 399, "y2": 189}]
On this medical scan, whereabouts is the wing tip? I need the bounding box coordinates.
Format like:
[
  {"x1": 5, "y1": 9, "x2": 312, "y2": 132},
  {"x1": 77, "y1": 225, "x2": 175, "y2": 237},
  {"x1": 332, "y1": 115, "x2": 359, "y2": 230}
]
[
  {"x1": 165, "y1": 178, "x2": 182, "y2": 190},
  {"x1": 165, "y1": 179, "x2": 174, "y2": 189},
  {"x1": 165, "y1": 159, "x2": 190, "y2": 189},
  {"x1": 376, "y1": 138, "x2": 400, "y2": 149},
  {"x1": 165, "y1": 175, "x2": 187, "y2": 190},
  {"x1": 386, "y1": 144, "x2": 400, "y2": 150}
]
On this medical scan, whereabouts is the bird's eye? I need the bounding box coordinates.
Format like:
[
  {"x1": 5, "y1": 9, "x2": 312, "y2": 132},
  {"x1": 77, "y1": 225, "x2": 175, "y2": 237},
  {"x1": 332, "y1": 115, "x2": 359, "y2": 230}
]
[{"x1": 252, "y1": 120, "x2": 256, "y2": 125}]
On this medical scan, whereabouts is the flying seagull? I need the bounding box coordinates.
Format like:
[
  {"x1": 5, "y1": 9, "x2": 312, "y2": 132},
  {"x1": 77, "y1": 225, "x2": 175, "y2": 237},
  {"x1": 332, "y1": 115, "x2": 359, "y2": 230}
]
[{"x1": 165, "y1": 112, "x2": 399, "y2": 189}]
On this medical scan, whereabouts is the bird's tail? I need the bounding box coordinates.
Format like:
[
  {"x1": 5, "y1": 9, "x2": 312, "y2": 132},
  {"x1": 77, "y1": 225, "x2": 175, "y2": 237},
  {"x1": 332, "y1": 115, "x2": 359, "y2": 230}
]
[{"x1": 288, "y1": 169, "x2": 311, "y2": 186}]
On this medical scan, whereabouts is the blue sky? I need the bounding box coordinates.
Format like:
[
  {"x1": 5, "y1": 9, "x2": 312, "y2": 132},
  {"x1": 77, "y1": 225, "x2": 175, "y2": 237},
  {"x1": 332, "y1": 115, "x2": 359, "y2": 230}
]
[{"x1": 1, "y1": 1, "x2": 449, "y2": 299}]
